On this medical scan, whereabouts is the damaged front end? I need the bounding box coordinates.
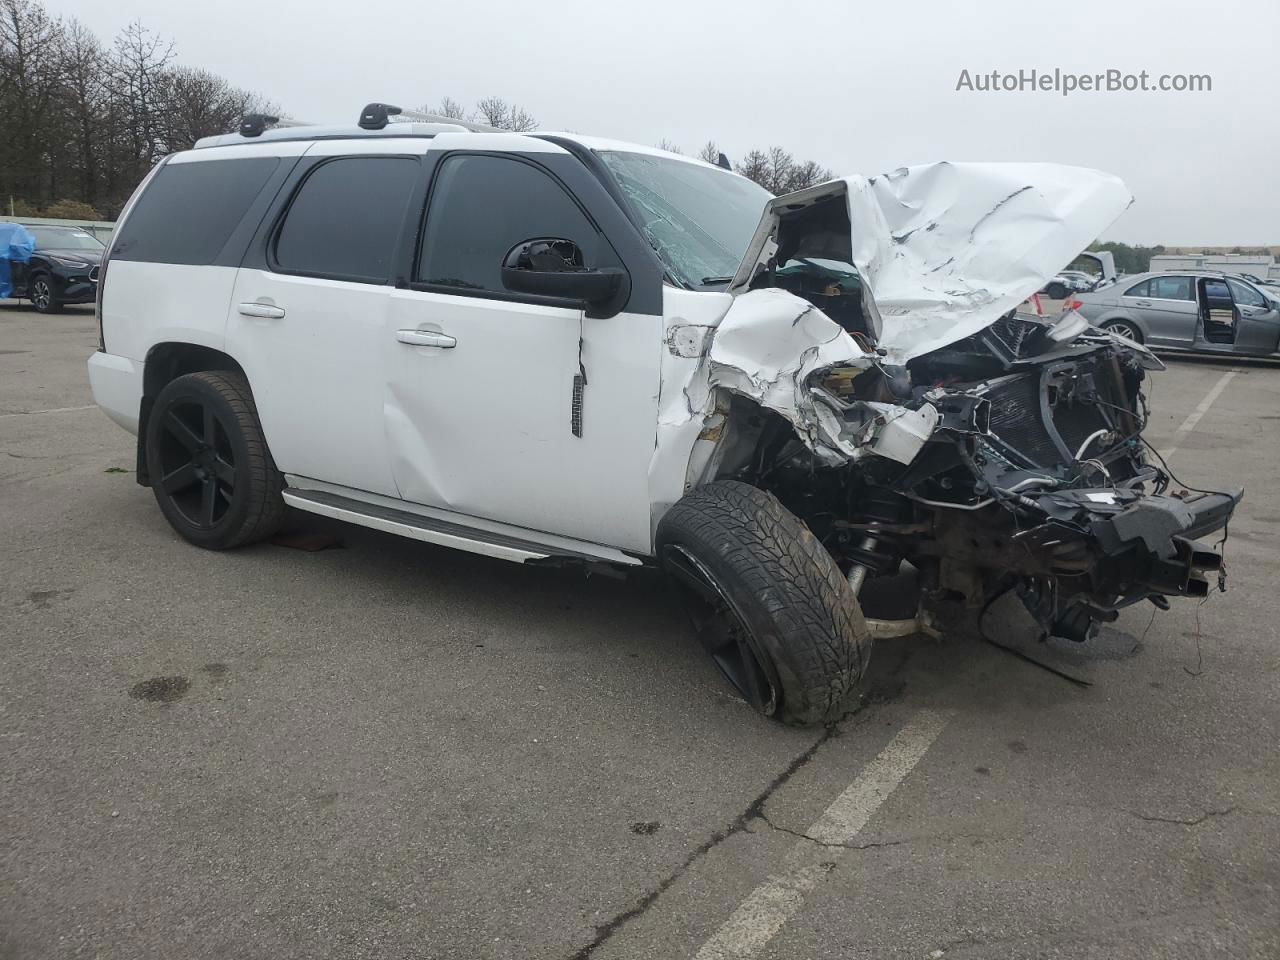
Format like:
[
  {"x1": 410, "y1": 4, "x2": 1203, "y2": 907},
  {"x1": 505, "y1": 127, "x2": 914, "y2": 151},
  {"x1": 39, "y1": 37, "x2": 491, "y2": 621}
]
[
  {"x1": 678, "y1": 162, "x2": 1240, "y2": 642},
  {"x1": 705, "y1": 307, "x2": 1240, "y2": 642}
]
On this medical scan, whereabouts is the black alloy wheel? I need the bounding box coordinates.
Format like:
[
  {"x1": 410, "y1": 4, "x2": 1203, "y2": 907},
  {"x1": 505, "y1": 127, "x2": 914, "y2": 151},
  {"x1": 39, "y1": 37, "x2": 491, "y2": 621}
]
[
  {"x1": 153, "y1": 397, "x2": 238, "y2": 531},
  {"x1": 145, "y1": 371, "x2": 284, "y2": 549},
  {"x1": 664, "y1": 542, "x2": 780, "y2": 717}
]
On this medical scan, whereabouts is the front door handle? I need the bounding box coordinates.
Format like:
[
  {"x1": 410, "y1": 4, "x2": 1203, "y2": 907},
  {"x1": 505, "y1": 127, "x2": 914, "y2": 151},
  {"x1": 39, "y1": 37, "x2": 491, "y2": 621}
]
[
  {"x1": 397, "y1": 329, "x2": 456, "y2": 348},
  {"x1": 238, "y1": 302, "x2": 286, "y2": 319}
]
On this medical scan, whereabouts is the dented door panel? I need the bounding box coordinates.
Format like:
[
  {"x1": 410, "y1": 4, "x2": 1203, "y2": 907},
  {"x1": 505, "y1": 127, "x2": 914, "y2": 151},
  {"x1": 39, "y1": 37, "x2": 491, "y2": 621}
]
[{"x1": 385, "y1": 288, "x2": 661, "y2": 551}]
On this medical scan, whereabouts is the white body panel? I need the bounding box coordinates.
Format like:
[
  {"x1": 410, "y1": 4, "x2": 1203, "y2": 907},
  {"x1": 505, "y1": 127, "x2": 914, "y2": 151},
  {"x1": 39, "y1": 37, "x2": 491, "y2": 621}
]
[
  {"x1": 86, "y1": 351, "x2": 144, "y2": 434},
  {"x1": 99, "y1": 261, "x2": 237, "y2": 362},
  {"x1": 226, "y1": 269, "x2": 400, "y2": 497},
  {"x1": 385, "y1": 287, "x2": 662, "y2": 552}
]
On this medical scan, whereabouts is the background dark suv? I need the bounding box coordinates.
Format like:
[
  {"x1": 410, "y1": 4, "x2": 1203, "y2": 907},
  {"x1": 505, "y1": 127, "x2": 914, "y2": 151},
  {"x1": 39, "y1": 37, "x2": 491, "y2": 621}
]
[{"x1": 7, "y1": 224, "x2": 104, "y2": 313}]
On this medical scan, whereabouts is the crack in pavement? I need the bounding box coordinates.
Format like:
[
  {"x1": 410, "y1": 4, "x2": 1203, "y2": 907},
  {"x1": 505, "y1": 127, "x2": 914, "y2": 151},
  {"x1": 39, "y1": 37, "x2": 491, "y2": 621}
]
[
  {"x1": 1132, "y1": 806, "x2": 1236, "y2": 826},
  {"x1": 753, "y1": 811, "x2": 1018, "y2": 851},
  {"x1": 565, "y1": 714, "x2": 863, "y2": 960}
]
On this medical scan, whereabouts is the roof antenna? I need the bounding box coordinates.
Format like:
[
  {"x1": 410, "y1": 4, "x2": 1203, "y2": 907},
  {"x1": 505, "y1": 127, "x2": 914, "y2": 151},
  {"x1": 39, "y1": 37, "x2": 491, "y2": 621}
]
[
  {"x1": 716, "y1": 152, "x2": 732, "y2": 170},
  {"x1": 239, "y1": 113, "x2": 279, "y2": 138},
  {"x1": 359, "y1": 102, "x2": 402, "y2": 130}
]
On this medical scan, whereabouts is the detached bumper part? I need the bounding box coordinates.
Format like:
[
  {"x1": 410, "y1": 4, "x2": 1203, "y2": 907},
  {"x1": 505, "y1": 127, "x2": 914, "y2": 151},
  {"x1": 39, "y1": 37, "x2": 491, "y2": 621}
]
[
  {"x1": 1015, "y1": 486, "x2": 1241, "y2": 641},
  {"x1": 1092, "y1": 487, "x2": 1241, "y2": 598}
]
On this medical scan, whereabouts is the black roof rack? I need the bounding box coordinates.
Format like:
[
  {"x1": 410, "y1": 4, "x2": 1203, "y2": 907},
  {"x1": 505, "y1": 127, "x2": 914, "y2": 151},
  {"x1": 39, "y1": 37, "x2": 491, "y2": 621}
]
[
  {"x1": 239, "y1": 113, "x2": 280, "y2": 138},
  {"x1": 358, "y1": 103, "x2": 402, "y2": 130}
]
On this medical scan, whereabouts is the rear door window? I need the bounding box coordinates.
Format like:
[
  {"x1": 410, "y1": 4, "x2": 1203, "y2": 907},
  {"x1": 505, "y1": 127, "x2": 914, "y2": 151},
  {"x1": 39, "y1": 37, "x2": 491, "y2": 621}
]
[
  {"x1": 1149, "y1": 276, "x2": 1194, "y2": 300},
  {"x1": 110, "y1": 158, "x2": 280, "y2": 265},
  {"x1": 274, "y1": 156, "x2": 420, "y2": 282},
  {"x1": 1123, "y1": 279, "x2": 1151, "y2": 298}
]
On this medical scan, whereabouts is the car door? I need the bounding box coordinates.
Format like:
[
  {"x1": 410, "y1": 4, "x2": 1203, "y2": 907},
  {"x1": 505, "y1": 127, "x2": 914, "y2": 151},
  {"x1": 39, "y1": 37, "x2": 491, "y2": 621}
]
[
  {"x1": 226, "y1": 147, "x2": 426, "y2": 497},
  {"x1": 1196, "y1": 277, "x2": 1237, "y2": 349},
  {"x1": 1140, "y1": 275, "x2": 1198, "y2": 346},
  {"x1": 1114, "y1": 278, "x2": 1186, "y2": 346},
  {"x1": 1225, "y1": 278, "x2": 1280, "y2": 355},
  {"x1": 383, "y1": 145, "x2": 664, "y2": 552}
]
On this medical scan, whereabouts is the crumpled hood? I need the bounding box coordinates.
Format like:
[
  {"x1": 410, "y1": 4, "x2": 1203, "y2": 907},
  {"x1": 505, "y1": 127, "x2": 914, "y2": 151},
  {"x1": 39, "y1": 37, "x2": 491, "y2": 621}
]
[{"x1": 733, "y1": 162, "x2": 1133, "y2": 364}]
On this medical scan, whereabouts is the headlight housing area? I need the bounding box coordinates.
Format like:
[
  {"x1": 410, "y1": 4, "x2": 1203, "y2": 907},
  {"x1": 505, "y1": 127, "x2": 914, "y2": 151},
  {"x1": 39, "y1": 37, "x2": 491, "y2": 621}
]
[{"x1": 46, "y1": 254, "x2": 92, "y2": 269}]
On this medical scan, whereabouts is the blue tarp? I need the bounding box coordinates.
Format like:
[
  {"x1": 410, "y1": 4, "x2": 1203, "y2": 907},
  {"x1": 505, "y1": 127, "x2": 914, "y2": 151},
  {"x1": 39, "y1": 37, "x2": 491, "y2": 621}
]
[{"x1": 1, "y1": 222, "x2": 36, "y2": 299}]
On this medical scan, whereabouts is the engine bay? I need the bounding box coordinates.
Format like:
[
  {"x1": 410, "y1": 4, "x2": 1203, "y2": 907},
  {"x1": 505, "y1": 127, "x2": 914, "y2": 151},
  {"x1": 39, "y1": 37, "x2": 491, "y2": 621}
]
[{"x1": 714, "y1": 311, "x2": 1238, "y2": 643}]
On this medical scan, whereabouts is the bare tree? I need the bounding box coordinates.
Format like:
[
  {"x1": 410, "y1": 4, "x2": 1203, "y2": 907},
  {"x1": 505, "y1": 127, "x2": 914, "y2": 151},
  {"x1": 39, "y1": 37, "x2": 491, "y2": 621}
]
[
  {"x1": 657, "y1": 138, "x2": 683, "y2": 154},
  {"x1": 427, "y1": 96, "x2": 466, "y2": 119},
  {"x1": 108, "y1": 20, "x2": 174, "y2": 170},
  {"x1": 507, "y1": 105, "x2": 537, "y2": 132},
  {"x1": 696, "y1": 140, "x2": 720, "y2": 165},
  {"x1": 157, "y1": 65, "x2": 274, "y2": 151},
  {"x1": 1, "y1": 0, "x2": 289, "y2": 216},
  {"x1": 0, "y1": 0, "x2": 68, "y2": 205},
  {"x1": 734, "y1": 149, "x2": 770, "y2": 189},
  {"x1": 473, "y1": 96, "x2": 537, "y2": 131},
  {"x1": 735, "y1": 145, "x2": 832, "y2": 193},
  {"x1": 58, "y1": 19, "x2": 108, "y2": 207},
  {"x1": 785, "y1": 159, "x2": 834, "y2": 192},
  {"x1": 474, "y1": 95, "x2": 509, "y2": 128},
  {"x1": 762, "y1": 146, "x2": 794, "y2": 193}
]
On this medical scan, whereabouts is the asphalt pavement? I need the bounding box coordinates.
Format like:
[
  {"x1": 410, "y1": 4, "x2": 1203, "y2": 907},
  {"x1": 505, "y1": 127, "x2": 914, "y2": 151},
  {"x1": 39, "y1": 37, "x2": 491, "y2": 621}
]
[{"x1": 2, "y1": 303, "x2": 1277, "y2": 959}]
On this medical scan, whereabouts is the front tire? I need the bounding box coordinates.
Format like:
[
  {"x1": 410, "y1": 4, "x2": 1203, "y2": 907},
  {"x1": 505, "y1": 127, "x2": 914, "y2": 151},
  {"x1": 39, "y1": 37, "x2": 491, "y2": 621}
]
[
  {"x1": 1045, "y1": 281, "x2": 1068, "y2": 300},
  {"x1": 30, "y1": 274, "x2": 63, "y2": 314},
  {"x1": 145, "y1": 371, "x2": 284, "y2": 550},
  {"x1": 658, "y1": 481, "x2": 871, "y2": 726}
]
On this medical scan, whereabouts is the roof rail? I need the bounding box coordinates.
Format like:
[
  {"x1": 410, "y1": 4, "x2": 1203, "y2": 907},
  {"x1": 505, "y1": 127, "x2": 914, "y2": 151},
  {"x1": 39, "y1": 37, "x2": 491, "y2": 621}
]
[{"x1": 194, "y1": 102, "x2": 508, "y2": 149}]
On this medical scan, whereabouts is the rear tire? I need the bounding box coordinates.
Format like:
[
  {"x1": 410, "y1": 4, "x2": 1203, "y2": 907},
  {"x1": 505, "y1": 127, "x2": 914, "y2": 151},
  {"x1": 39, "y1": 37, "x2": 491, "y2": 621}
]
[
  {"x1": 1101, "y1": 319, "x2": 1143, "y2": 343},
  {"x1": 657, "y1": 480, "x2": 871, "y2": 726},
  {"x1": 1045, "y1": 281, "x2": 1068, "y2": 300},
  {"x1": 145, "y1": 371, "x2": 285, "y2": 550}
]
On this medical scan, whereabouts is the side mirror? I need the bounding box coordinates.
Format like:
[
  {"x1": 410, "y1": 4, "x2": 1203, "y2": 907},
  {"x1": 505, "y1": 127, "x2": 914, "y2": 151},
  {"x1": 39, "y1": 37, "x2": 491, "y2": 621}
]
[{"x1": 501, "y1": 238, "x2": 624, "y2": 308}]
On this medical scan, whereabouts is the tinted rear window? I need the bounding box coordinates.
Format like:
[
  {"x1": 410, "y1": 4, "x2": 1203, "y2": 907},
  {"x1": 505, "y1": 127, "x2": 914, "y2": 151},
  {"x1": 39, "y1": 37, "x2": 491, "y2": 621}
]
[
  {"x1": 274, "y1": 156, "x2": 420, "y2": 282},
  {"x1": 1149, "y1": 276, "x2": 1193, "y2": 301},
  {"x1": 111, "y1": 158, "x2": 280, "y2": 265}
]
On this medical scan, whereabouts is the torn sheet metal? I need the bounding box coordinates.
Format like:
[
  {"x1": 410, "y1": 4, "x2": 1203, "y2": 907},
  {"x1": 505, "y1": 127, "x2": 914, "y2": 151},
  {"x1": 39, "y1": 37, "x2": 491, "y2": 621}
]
[
  {"x1": 698, "y1": 288, "x2": 875, "y2": 464},
  {"x1": 732, "y1": 162, "x2": 1133, "y2": 365}
]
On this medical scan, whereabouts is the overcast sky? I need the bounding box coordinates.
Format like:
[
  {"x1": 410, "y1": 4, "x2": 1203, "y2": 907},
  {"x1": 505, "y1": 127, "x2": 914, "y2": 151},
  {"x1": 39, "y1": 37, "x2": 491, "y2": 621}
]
[{"x1": 53, "y1": 0, "x2": 1279, "y2": 245}]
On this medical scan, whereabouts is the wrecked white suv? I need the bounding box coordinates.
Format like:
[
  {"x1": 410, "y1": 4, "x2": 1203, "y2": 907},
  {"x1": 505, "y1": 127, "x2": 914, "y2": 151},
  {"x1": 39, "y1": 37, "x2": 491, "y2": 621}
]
[{"x1": 88, "y1": 104, "x2": 1239, "y2": 725}]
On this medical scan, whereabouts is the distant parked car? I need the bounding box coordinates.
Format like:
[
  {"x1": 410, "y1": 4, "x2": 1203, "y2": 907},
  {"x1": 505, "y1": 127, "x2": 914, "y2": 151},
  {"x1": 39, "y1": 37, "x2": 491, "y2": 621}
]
[
  {"x1": 1069, "y1": 270, "x2": 1280, "y2": 358},
  {"x1": 1041, "y1": 274, "x2": 1077, "y2": 299},
  {"x1": 1059, "y1": 269, "x2": 1099, "y2": 291},
  {"x1": 5, "y1": 224, "x2": 104, "y2": 313},
  {"x1": 1041, "y1": 252, "x2": 1116, "y2": 299}
]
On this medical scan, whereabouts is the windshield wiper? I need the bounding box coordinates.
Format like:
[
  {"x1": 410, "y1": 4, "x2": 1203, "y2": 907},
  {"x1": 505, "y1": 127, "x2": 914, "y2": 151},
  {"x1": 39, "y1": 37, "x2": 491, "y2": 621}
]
[{"x1": 700, "y1": 276, "x2": 735, "y2": 285}]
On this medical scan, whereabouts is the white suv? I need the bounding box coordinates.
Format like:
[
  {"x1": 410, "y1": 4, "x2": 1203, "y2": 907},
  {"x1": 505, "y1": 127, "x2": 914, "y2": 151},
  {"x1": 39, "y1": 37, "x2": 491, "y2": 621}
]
[{"x1": 89, "y1": 104, "x2": 1238, "y2": 725}]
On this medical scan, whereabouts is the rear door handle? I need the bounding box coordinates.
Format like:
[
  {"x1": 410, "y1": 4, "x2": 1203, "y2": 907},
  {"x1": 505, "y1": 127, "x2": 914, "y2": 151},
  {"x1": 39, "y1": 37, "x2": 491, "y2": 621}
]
[
  {"x1": 397, "y1": 329, "x2": 456, "y2": 348},
  {"x1": 1135, "y1": 300, "x2": 1152, "y2": 306},
  {"x1": 238, "y1": 302, "x2": 286, "y2": 319}
]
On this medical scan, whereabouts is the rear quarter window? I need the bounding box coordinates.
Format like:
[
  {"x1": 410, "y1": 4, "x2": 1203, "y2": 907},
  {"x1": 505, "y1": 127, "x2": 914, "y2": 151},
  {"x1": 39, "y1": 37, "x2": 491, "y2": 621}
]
[{"x1": 110, "y1": 157, "x2": 280, "y2": 265}]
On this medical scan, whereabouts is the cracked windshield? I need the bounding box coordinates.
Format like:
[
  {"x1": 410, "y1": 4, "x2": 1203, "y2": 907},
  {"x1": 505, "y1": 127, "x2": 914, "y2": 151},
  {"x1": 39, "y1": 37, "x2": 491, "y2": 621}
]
[{"x1": 598, "y1": 150, "x2": 772, "y2": 287}]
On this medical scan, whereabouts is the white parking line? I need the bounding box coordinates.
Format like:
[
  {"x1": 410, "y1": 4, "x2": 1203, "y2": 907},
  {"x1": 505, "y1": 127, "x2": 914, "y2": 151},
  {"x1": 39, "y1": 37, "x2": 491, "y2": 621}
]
[
  {"x1": 1162, "y1": 369, "x2": 1238, "y2": 460},
  {"x1": 693, "y1": 709, "x2": 952, "y2": 960},
  {"x1": 0, "y1": 404, "x2": 96, "y2": 419}
]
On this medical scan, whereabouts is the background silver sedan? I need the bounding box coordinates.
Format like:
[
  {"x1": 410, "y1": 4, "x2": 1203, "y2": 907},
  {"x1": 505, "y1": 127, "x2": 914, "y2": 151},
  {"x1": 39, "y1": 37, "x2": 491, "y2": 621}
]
[{"x1": 1071, "y1": 270, "x2": 1280, "y2": 358}]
